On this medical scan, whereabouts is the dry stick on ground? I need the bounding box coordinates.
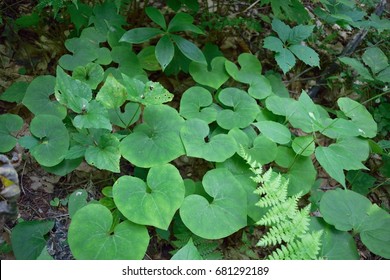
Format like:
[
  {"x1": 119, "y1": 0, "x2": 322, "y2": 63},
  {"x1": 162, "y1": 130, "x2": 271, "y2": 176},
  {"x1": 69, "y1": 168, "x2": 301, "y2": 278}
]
[{"x1": 308, "y1": 0, "x2": 388, "y2": 99}]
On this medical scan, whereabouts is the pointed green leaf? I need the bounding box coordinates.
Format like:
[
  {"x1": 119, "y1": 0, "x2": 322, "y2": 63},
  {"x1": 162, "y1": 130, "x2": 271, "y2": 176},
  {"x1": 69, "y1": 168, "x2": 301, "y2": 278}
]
[
  {"x1": 263, "y1": 36, "x2": 284, "y2": 53},
  {"x1": 275, "y1": 48, "x2": 296, "y2": 74},
  {"x1": 288, "y1": 24, "x2": 314, "y2": 44},
  {"x1": 289, "y1": 44, "x2": 320, "y2": 67},
  {"x1": 271, "y1": 18, "x2": 291, "y2": 43},
  {"x1": 156, "y1": 35, "x2": 175, "y2": 70},
  {"x1": 145, "y1": 7, "x2": 166, "y2": 29},
  {"x1": 96, "y1": 75, "x2": 127, "y2": 109},
  {"x1": 120, "y1": 105, "x2": 185, "y2": 168},
  {"x1": 171, "y1": 35, "x2": 206, "y2": 64},
  {"x1": 0, "y1": 114, "x2": 23, "y2": 153},
  {"x1": 216, "y1": 88, "x2": 259, "y2": 130},
  {"x1": 180, "y1": 168, "x2": 247, "y2": 239},
  {"x1": 179, "y1": 86, "x2": 217, "y2": 123},
  {"x1": 171, "y1": 238, "x2": 203, "y2": 260},
  {"x1": 362, "y1": 47, "x2": 388, "y2": 75},
  {"x1": 113, "y1": 164, "x2": 185, "y2": 229},
  {"x1": 55, "y1": 67, "x2": 92, "y2": 113},
  {"x1": 253, "y1": 121, "x2": 291, "y2": 144},
  {"x1": 339, "y1": 57, "x2": 374, "y2": 81},
  {"x1": 376, "y1": 67, "x2": 390, "y2": 83},
  {"x1": 85, "y1": 134, "x2": 120, "y2": 172},
  {"x1": 0, "y1": 81, "x2": 28, "y2": 103},
  {"x1": 120, "y1": 27, "x2": 164, "y2": 44},
  {"x1": 315, "y1": 146, "x2": 346, "y2": 187},
  {"x1": 168, "y1": 13, "x2": 204, "y2": 34},
  {"x1": 337, "y1": 97, "x2": 377, "y2": 138},
  {"x1": 180, "y1": 118, "x2": 237, "y2": 162},
  {"x1": 23, "y1": 75, "x2": 66, "y2": 119},
  {"x1": 68, "y1": 204, "x2": 149, "y2": 259},
  {"x1": 11, "y1": 220, "x2": 54, "y2": 260},
  {"x1": 189, "y1": 57, "x2": 229, "y2": 89}
]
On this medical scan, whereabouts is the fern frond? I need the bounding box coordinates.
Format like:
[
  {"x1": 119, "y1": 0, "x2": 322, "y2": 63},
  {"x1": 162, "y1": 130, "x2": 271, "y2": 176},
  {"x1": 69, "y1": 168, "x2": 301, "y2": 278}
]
[
  {"x1": 238, "y1": 146, "x2": 322, "y2": 259},
  {"x1": 257, "y1": 195, "x2": 300, "y2": 225},
  {"x1": 267, "y1": 230, "x2": 323, "y2": 260}
]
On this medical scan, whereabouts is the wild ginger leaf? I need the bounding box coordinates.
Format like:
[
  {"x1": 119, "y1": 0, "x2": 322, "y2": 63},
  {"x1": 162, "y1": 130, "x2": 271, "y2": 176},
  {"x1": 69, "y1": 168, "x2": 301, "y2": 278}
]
[{"x1": 68, "y1": 204, "x2": 149, "y2": 259}]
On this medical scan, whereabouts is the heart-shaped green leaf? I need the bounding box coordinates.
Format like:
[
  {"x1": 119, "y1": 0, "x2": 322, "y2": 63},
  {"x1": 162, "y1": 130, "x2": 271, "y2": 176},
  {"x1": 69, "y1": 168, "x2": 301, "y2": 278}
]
[
  {"x1": 72, "y1": 63, "x2": 104, "y2": 89},
  {"x1": 68, "y1": 203, "x2": 149, "y2": 259},
  {"x1": 22, "y1": 76, "x2": 66, "y2": 119},
  {"x1": 179, "y1": 86, "x2": 217, "y2": 123},
  {"x1": 73, "y1": 100, "x2": 112, "y2": 130},
  {"x1": 225, "y1": 53, "x2": 262, "y2": 84},
  {"x1": 85, "y1": 133, "x2": 120, "y2": 172},
  {"x1": 180, "y1": 118, "x2": 237, "y2": 162},
  {"x1": 11, "y1": 220, "x2": 54, "y2": 260},
  {"x1": 359, "y1": 205, "x2": 390, "y2": 259},
  {"x1": 113, "y1": 164, "x2": 185, "y2": 229},
  {"x1": 253, "y1": 121, "x2": 291, "y2": 144},
  {"x1": 96, "y1": 75, "x2": 127, "y2": 109},
  {"x1": 26, "y1": 115, "x2": 69, "y2": 167},
  {"x1": 320, "y1": 188, "x2": 374, "y2": 232},
  {"x1": 120, "y1": 105, "x2": 185, "y2": 167},
  {"x1": 216, "y1": 88, "x2": 259, "y2": 130},
  {"x1": 309, "y1": 217, "x2": 359, "y2": 260},
  {"x1": 55, "y1": 67, "x2": 92, "y2": 113},
  {"x1": 180, "y1": 168, "x2": 247, "y2": 239},
  {"x1": 243, "y1": 135, "x2": 277, "y2": 165},
  {"x1": 320, "y1": 189, "x2": 390, "y2": 258},
  {"x1": 108, "y1": 103, "x2": 141, "y2": 128},
  {"x1": 189, "y1": 57, "x2": 229, "y2": 89},
  {"x1": 216, "y1": 155, "x2": 264, "y2": 222},
  {"x1": 0, "y1": 114, "x2": 23, "y2": 153}
]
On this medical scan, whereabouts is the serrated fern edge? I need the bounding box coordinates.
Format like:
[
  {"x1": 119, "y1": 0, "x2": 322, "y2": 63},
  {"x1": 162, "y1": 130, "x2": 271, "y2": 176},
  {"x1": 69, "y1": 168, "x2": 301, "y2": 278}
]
[{"x1": 239, "y1": 145, "x2": 322, "y2": 260}]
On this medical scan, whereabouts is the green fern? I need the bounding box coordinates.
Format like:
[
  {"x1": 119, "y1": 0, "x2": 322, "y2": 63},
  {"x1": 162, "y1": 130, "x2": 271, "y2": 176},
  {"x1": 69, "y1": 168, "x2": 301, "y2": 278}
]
[{"x1": 238, "y1": 145, "x2": 322, "y2": 260}]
